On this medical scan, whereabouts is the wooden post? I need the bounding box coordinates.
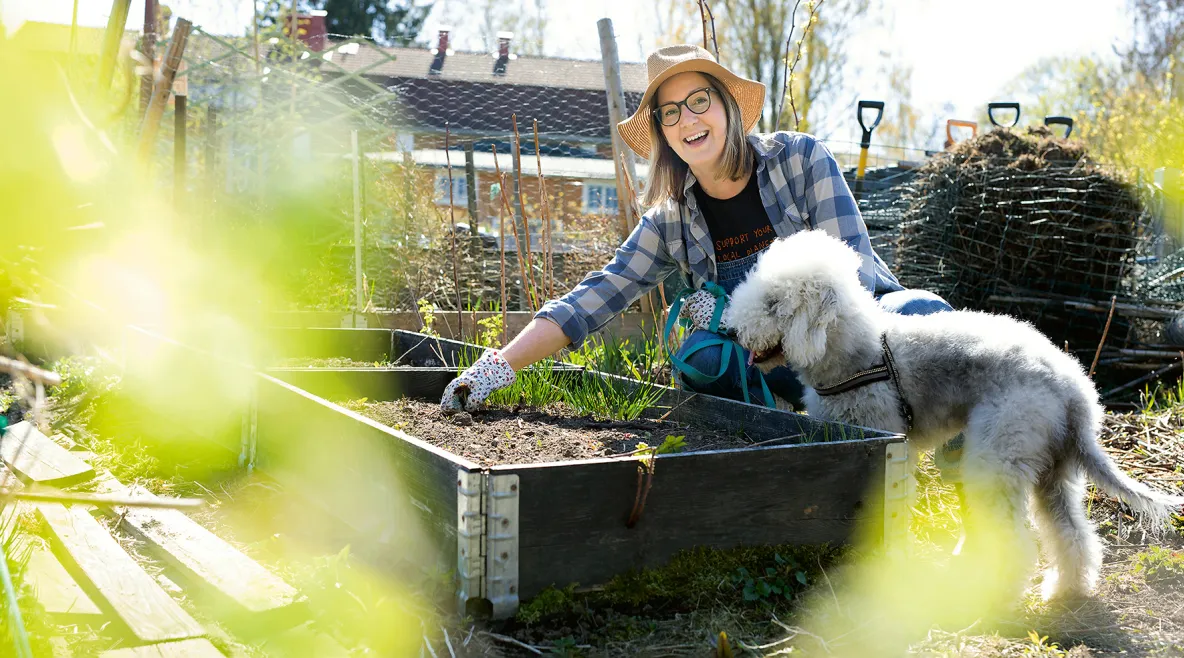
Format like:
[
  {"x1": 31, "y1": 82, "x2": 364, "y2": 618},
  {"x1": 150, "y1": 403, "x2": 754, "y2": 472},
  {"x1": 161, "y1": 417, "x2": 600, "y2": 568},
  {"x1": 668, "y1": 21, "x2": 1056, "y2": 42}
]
[
  {"x1": 352, "y1": 130, "x2": 364, "y2": 320},
  {"x1": 597, "y1": 18, "x2": 640, "y2": 243},
  {"x1": 140, "y1": 0, "x2": 156, "y2": 116},
  {"x1": 598, "y1": 18, "x2": 652, "y2": 313},
  {"x1": 204, "y1": 106, "x2": 218, "y2": 206},
  {"x1": 464, "y1": 142, "x2": 478, "y2": 228},
  {"x1": 138, "y1": 18, "x2": 192, "y2": 161},
  {"x1": 98, "y1": 0, "x2": 132, "y2": 91},
  {"x1": 174, "y1": 93, "x2": 187, "y2": 209}
]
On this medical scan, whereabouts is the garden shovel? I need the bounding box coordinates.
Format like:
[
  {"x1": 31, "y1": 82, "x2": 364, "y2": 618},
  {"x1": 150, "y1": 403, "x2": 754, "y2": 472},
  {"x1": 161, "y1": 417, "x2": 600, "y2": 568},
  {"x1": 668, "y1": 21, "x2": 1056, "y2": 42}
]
[{"x1": 853, "y1": 100, "x2": 885, "y2": 202}]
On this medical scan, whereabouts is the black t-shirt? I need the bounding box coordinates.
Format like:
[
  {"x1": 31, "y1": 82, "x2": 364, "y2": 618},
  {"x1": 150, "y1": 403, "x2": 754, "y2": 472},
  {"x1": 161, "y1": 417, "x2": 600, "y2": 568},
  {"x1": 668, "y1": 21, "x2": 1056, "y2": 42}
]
[{"x1": 694, "y1": 169, "x2": 776, "y2": 262}]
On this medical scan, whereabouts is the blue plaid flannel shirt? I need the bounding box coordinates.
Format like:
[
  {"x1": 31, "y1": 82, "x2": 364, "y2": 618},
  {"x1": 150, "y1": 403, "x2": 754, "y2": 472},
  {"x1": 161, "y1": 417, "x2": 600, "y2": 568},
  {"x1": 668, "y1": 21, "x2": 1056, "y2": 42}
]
[{"x1": 536, "y1": 131, "x2": 903, "y2": 347}]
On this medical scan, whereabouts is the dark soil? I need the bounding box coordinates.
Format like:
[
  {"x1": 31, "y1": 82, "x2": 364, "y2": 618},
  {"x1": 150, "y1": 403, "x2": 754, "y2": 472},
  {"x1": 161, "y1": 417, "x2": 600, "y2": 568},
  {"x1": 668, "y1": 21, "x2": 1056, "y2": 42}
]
[{"x1": 349, "y1": 398, "x2": 756, "y2": 465}]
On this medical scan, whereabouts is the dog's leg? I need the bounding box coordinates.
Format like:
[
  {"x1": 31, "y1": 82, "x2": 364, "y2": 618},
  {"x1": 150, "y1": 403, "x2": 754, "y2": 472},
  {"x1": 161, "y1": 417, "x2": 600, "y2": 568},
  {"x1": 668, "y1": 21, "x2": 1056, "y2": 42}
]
[
  {"x1": 1032, "y1": 460, "x2": 1102, "y2": 601},
  {"x1": 955, "y1": 415, "x2": 1043, "y2": 608}
]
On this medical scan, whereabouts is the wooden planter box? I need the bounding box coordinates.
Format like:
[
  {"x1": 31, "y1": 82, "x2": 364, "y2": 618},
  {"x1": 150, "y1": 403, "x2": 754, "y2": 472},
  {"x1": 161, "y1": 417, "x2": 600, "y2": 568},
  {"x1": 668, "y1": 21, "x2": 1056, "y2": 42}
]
[
  {"x1": 119, "y1": 325, "x2": 910, "y2": 620},
  {"x1": 263, "y1": 327, "x2": 498, "y2": 368},
  {"x1": 258, "y1": 363, "x2": 909, "y2": 619}
]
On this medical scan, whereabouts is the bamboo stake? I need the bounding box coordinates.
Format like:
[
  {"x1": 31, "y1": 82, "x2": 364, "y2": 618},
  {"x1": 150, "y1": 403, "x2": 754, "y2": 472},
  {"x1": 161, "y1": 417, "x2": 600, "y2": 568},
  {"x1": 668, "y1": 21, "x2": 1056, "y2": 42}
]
[
  {"x1": 492, "y1": 145, "x2": 537, "y2": 311},
  {"x1": 98, "y1": 0, "x2": 132, "y2": 91},
  {"x1": 499, "y1": 197, "x2": 508, "y2": 345},
  {"x1": 1089, "y1": 295, "x2": 1117, "y2": 379},
  {"x1": 139, "y1": 0, "x2": 156, "y2": 116},
  {"x1": 445, "y1": 125, "x2": 463, "y2": 339},
  {"x1": 0, "y1": 490, "x2": 204, "y2": 510},
  {"x1": 511, "y1": 114, "x2": 538, "y2": 308},
  {"x1": 532, "y1": 120, "x2": 553, "y2": 302},
  {"x1": 174, "y1": 93, "x2": 187, "y2": 209},
  {"x1": 137, "y1": 17, "x2": 192, "y2": 161}
]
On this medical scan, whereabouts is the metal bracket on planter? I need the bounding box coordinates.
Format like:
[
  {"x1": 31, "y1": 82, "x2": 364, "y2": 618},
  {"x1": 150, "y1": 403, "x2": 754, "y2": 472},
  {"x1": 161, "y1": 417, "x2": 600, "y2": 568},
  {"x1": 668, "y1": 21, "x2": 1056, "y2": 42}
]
[
  {"x1": 883, "y1": 441, "x2": 912, "y2": 555},
  {"x1": 455, "y1": 470, "x2": 520, "y2": 619},
  {"x1": 486, "y1": 473, "x2": 520, "y2": 619},
  {"x1": 238, "y1": 381, "x2": 258, "y2": 472},
  {"x1": 456, "y1": 469, "x2": 484, "y2": 615}
]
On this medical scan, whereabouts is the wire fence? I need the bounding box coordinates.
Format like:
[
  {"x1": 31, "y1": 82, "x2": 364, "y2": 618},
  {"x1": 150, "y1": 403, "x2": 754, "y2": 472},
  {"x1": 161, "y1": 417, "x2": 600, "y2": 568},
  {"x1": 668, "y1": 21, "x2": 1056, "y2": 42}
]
[{"x1": 153, "y1": 24, "x2": 643, "y2": 315}]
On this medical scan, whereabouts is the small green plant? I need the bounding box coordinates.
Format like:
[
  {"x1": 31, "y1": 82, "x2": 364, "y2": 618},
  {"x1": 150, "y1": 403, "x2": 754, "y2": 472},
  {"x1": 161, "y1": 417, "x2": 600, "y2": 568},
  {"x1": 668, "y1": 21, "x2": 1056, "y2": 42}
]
[
  {"x1": 1022, "y1": 630, "x2": 1067, "y2": 656},
  {"x1": 635, "y1": 435, "x2": 685, "y2": 457},
  {"x1": 0, "y1": 390, "x2": 16, "y2": 414},
  {"x1": 1131, "y1": 545, "x2": 1184, "y2": 587},
  {"x1": 1139, "y1": 377, "x2": 1184, "y2": 412},
  {"x1": 730, "y1": 552, "x2": 809, "y2": 604},
  {"x1": 515, "y1": 583, "x2": 579, "y2": 625},
  {"x1": 475, "y1": 314, "x2": 504, "y2": 348},
  {"x1": 339, "y1": 398, "x2": 370, "y2": 414},
  {"x1": 417, "y1": 298, "x2": 440, "y2": 337},
  {"x1": 548, "y1": 636, "x2": 584, "y2": 657}
]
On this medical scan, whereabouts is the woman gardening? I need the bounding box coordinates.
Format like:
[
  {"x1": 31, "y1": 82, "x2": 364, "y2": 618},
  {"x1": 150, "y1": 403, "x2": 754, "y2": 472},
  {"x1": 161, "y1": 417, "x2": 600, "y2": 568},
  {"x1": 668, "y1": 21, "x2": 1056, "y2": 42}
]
[{"x1": 438, "y1": 44, "x2": 953, "y2": 416}]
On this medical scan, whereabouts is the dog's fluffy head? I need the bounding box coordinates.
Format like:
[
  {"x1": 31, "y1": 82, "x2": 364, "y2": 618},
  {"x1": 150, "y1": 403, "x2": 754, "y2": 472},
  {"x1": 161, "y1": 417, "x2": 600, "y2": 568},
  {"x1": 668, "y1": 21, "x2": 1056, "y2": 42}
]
[{"x1": 724, "y1": 230, "x2": 868, "y2": 370}]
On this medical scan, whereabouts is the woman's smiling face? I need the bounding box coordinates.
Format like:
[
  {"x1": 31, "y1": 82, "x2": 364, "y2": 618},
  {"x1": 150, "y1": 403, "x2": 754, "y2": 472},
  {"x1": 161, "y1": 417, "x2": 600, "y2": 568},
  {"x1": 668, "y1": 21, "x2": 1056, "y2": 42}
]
[{"x1": 656, "y1": 71, "x2": 728, "y2": 174}]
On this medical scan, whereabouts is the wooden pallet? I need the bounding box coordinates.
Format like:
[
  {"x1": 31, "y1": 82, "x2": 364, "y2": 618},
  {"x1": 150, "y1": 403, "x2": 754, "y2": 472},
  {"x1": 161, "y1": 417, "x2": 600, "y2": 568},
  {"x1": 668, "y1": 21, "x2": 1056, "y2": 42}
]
[{"x1": 0, "y1": 422, "x2": 333, "y2": 654}]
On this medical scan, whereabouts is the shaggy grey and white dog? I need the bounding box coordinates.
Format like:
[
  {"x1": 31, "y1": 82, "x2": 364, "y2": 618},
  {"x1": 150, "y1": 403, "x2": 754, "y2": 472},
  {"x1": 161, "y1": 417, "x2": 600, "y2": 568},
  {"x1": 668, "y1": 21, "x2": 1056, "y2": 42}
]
[{"x1": 724, "y1": 230, "x2": 1183, "y2": 600}]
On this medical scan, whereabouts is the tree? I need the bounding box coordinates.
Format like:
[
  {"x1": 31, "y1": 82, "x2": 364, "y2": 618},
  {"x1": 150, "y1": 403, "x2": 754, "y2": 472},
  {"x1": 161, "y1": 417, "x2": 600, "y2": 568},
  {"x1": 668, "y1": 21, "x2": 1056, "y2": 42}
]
[
  {"x1": 715, "y1": 0, "x2": 871, "y2": 135},
  {"x1": 1120, "y1": 0, "x2": 1184, "y2": 93},
  {"x1": 314, "y1": 0, "x2": 433, "y2": 46}
]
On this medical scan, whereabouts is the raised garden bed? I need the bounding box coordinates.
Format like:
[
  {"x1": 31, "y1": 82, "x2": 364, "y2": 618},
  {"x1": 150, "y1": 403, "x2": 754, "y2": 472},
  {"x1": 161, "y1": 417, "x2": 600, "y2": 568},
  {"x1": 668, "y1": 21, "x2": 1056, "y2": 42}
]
[
  {"x1": 261, "y1": 363, "x2": 909, "y2": 619},
  {"x1": 121, "y1": 326, "x2": 909, "y2": 621},
  {"x1": 264, "y1": 327, "x2": 495, "y2": 369}
]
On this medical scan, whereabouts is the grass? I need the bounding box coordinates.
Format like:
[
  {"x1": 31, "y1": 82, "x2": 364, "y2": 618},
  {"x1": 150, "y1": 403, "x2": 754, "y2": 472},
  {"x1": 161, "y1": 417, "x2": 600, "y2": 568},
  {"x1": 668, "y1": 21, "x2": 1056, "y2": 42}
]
[{"x1": 457, "y1": 332, "x2": 669, "y2": 421}]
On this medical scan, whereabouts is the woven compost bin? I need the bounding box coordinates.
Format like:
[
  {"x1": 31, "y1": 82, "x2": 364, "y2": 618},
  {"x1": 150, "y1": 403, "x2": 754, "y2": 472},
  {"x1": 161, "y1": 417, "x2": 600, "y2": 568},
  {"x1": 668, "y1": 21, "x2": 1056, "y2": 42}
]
[{"x1": 893, "y1": 127, "x2": 1150, "y2": 375}]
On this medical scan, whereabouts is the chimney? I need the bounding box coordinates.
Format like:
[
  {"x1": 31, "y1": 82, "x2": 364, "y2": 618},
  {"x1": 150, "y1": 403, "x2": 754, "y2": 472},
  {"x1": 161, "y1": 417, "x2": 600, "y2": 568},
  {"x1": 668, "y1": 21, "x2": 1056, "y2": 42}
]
[
  {"x1": 284, "y1": 10, "x2": 328, "y2": 52},
  {"x1": 493, "y1": 31, "x2": 514, "y2": 76},
  {"x1": 430, "y1": 28, "x2": 451, "y2": 75}
]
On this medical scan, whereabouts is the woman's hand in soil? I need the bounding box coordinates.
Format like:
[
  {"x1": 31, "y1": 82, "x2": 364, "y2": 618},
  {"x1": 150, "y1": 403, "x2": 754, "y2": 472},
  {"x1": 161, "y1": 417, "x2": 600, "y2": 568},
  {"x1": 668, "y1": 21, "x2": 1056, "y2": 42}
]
[
  {"x1": 440, "y1": 348, "x2": 517, "y2": 412},
  {"x1": 680, "y1": 288, "x2": 729, "y2": 333}
]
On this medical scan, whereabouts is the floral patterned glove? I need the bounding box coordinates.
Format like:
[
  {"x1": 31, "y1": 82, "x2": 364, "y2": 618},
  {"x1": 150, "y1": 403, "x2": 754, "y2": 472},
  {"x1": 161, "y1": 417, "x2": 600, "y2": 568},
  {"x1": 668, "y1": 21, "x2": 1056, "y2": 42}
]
[
  {"x1": 440, "y1": 348, "x2": 517, "y2": 412},
  {"x1": 679, "y1": 288, "x2": 729, "y2": 333}
]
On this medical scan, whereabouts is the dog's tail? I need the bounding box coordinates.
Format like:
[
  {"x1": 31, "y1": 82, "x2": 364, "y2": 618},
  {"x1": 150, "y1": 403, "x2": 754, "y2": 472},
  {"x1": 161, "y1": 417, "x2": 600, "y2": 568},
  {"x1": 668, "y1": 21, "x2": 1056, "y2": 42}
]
[{"x1": 1069, "y1": 396, "x2": 1184, "y2": 527}]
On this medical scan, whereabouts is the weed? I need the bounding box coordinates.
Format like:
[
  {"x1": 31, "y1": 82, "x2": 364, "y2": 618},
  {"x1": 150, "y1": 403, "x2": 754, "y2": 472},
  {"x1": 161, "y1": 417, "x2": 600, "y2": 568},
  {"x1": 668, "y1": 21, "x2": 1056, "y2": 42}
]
[
  {"x1": 516, "y1": 584, "x2": 580, "y2": 625},
  {"x1": 1131, "y1": 545, "x2": 1184, "y2": 587},
  {"x1": 475, "y1": 314, "x2": 504, "y2": 348},
  {"x1": 1022, "y1": 630, "x2": 1067, "y2": 656},
  {"x1": 730, "y1": 552, "x2": 810, "y2": 604},
  {"x1": 417, "y1": 298, "x2": 440, "y2": 337}
]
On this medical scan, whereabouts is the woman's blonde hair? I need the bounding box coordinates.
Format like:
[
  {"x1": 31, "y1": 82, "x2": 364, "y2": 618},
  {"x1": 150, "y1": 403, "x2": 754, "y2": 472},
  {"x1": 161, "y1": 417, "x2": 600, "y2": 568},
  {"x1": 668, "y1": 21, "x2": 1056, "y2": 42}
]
[{"x1": 641, "y1": 73, "x2": 754, "y2": 207}]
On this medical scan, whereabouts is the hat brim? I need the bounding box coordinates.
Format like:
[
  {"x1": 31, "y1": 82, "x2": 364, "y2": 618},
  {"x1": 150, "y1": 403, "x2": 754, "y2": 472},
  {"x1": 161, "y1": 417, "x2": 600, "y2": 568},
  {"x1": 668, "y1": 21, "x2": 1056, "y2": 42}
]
[{"x1": 617, "y1": 60, "x2": 766, "y2": 160}]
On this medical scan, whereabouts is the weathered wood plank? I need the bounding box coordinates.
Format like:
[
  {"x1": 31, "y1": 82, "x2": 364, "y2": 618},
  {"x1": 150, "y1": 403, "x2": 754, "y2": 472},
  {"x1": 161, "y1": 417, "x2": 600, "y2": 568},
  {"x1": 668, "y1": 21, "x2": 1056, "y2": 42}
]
[
  {"x1": 25, "y1": 545, "x2": 105, "y2": 622},
  {"x1": 91, "y1": 476, "x2": 301, "y2": 623},
  {"x1": 268, "y1": 367, "x2": 454, "y2": 403},
  {"x1": 265, "y1": 327, "x2": 395, "y2": 364},
  {"x1": 98, "y1": 638, "x2": 224, "y2": 658},
  {"x1": 254, "y1": 374, "x2": 467, "y2": 576},
  {"x1": 1, "y1": 421, "x2": 95, "y2": 486},
  {"x1": 499, "y1": 437, "x2": 893, "y2": 599},
  {"x1": 36, "y1": 502, "x2": 207, "y2": 643}
]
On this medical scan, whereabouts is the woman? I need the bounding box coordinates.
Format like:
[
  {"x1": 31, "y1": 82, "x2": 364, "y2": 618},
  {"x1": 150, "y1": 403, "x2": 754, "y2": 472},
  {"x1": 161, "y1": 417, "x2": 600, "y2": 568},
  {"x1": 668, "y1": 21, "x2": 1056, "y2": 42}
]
[{"x1": 438, "y1": 44, "x2": 953, "y2": 414}]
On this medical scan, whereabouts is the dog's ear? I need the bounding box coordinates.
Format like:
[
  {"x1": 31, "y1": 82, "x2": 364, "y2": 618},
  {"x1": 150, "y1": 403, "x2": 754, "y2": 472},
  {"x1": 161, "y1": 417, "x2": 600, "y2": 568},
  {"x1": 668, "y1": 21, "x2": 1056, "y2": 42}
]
[{"x1": 782, "y1": 280, "x2": 839, "y2": 369}]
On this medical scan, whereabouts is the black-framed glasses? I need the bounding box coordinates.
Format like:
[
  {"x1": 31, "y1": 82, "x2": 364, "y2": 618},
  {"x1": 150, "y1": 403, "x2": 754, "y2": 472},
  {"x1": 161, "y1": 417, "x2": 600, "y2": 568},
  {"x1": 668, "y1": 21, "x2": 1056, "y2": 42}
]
[{"x1": 652, "y1": 87, "x2": 717, "y2": 127}]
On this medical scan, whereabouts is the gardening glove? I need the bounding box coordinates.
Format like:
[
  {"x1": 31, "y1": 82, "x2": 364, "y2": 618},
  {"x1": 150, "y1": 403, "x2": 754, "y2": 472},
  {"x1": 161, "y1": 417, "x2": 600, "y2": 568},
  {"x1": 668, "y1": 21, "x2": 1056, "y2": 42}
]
[
  {"x1": 440, "y1": 348, "x2": 516, "y2": 412},
  {"x1": 679, "y1": 288, "x2": 729, "y2": 333}
]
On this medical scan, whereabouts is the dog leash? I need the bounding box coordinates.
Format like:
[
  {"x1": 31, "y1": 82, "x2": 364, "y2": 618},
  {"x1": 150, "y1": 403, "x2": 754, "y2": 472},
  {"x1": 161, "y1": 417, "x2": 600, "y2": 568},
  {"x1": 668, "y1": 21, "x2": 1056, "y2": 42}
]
[
  {"x1": 664, "y1": 284, "x2": 776, "y2": 409},
  {"x1": 813, "y1": 334, "x2": 914, "y2": 432}
]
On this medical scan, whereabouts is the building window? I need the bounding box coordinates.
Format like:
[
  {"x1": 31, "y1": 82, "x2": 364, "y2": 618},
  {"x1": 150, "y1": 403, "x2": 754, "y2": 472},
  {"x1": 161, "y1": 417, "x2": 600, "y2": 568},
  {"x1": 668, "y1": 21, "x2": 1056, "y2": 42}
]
[
  {"x1": 435, "y1": 170, "x2": 467, "y2": 206},
  {"x1": 583, "y1": 181, "x2": 618, "y2": 214}
]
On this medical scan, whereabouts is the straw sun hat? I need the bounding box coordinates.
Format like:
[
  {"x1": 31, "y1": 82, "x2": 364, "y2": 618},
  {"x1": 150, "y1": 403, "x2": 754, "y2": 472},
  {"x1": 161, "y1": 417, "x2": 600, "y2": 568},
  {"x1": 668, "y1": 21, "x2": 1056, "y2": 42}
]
[{"x1": 617, "y1": 44, "x2": 766, "y2": 160}]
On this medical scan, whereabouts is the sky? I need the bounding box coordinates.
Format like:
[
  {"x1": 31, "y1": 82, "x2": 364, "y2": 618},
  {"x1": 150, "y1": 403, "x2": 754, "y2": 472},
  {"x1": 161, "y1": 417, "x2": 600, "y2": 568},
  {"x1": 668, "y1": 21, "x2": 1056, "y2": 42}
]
[{"x1": 1, "y1": 0, "x2": 1132, "y2": 149}]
